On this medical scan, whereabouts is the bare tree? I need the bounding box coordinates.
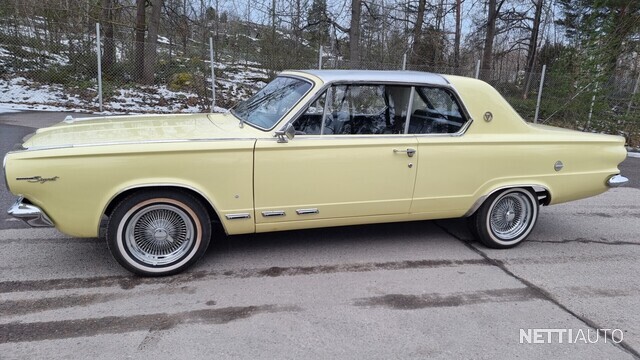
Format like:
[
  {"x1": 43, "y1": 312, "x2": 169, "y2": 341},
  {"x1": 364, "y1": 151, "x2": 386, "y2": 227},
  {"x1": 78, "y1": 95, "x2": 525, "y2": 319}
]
[
  {"x1": 454, "y1": 0, "x2": 462, "y2": 69},
  {"x1": 143, "y1": 0, "x2": 162, "y2": 84},
  {"x1": 409, "y1": 0, "x2": 426, "y2": 65},
  {"x1": 349, "y1": 0, "x2": 361, "y2": 68},
  {"x1": 134, "y1": 0, "x2": 146, "y2": 82},
  {"x1": 100, "y1": 0, "x2": 116, "y2": 75},
  {"x1": 523, "y1": 0, "x2": 544, "y2": 98},
  {"x1": 481, "y1": 0, "x2": 506, "y2": 80}
]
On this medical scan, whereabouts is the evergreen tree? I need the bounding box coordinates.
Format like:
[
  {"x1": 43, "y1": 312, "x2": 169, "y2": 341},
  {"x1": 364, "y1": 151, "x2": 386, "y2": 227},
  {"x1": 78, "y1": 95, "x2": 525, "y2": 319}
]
[
  {"x1": 557, "y1": 0, "x2": 640, "y2": 74},
  {"x1": 306, "y1": 0, "x2": 329, "y2": 47}
]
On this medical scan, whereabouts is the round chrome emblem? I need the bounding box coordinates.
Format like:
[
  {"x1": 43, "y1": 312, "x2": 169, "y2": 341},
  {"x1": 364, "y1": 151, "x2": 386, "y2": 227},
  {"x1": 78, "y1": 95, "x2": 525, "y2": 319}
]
[
  {"x1": 554, "y1": 161, "x2": 564, "y2": 172},
  {"x1": 154, "y1": 228, "x2": 169, "y2": 242},
  {"x1": 483, "y1": 112, "x2": 493, "y2": 122}
]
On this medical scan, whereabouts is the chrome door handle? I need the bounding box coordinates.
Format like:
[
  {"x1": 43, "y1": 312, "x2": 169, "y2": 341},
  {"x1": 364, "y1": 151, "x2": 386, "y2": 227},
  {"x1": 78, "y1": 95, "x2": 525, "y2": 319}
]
[
  {"x1": 393, "y1": 148, "x2": 416, "y2": 157},
  {"x1": 262, "y1": 211, "x2": 286, "y2": 217}
]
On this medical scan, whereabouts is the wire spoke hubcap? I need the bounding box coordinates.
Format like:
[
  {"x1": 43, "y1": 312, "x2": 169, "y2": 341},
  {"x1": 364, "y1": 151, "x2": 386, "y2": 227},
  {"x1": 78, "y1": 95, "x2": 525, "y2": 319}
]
[
  {"x1": 125, "y1": 204, "x2": 195, "y2": 266},
  {"x1": 490, "y1": 192, "x2": 532, "y2": 241}
]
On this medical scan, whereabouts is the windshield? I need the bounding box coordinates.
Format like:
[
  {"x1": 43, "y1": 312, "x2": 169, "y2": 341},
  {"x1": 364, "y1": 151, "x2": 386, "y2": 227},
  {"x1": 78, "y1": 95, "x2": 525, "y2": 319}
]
[{"x1": 232, "y1": 76, "x2": 313, "y2": 129}]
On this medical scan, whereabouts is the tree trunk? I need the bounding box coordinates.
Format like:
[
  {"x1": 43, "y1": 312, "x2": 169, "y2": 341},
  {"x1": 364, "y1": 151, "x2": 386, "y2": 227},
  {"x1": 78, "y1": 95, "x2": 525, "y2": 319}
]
[
  {"x1": 100, "y1": 0, "x2": 116, "y2": 76},
  {"x1": 481, "y1": 0, "x2": 504, "y2": 81},
  {"x1": 454, "y1": 0, "x2": 461, "y2": 69},
  {"x1": 409, "y1": 0, "x2": 426, "y2": 66},
  {"x1": 134, "y1": 0, "x2": 146, "y2": 82},
  {"x1": 381, "y1": 0, "x2": 386, "y2": 63},
  {"x1": 523, "y1": 0, "x2": 544, "y2": 99},
  {"x1": 349, "y1": 0, "x2": 361, "y2": 69},
  {"x1": 143, "y1": 0, "x2": 161, "y2": 85},
  {"x1": 215, "y1": 0, "x2": 219, "y2": 52},
  {"x1": 293, "y1": 0, "x2": 302, "y2": 58}
]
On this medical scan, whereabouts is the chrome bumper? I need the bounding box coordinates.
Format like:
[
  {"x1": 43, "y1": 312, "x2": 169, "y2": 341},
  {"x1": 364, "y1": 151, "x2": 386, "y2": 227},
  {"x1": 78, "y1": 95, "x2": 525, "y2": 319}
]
[
  {"x1": 7, "y1": 197, "x2": 54, "y2": 227},
  {"x1": 607, "y1": 174, "x2": 629, "y2": 188}
]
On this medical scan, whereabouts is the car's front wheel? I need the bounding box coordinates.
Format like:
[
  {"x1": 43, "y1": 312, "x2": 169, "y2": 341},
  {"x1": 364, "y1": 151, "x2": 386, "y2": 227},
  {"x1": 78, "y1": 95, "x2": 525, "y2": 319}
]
[
  {"x1": 468, "y1": 188, "x2": 538, "y2": 249},
  {"x1": 106, "y1": 190, "x2": 211, "y2": 276}
]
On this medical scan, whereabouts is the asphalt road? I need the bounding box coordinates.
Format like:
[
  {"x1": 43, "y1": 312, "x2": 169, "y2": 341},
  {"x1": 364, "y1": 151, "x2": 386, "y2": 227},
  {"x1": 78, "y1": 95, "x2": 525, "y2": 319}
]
[
  {"x1": 1, "y1": 111, "x2": 639, "y2": 359},
  {"x1": 620, "y1": 155, "x2": 640, "y2": 189}
]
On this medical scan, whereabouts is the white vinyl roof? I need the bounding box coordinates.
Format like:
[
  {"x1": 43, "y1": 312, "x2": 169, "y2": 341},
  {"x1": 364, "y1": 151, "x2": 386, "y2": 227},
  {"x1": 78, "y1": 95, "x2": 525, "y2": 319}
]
[{"x1": 288, "y1": 69, "x2": 450, "y2": 86}]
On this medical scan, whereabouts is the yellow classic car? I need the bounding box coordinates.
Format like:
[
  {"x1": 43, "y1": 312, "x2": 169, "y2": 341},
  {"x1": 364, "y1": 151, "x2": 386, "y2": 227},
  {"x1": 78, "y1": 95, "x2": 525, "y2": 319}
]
[{"x1": 3, "y1": 70, "x2": 629, "y2": 276}]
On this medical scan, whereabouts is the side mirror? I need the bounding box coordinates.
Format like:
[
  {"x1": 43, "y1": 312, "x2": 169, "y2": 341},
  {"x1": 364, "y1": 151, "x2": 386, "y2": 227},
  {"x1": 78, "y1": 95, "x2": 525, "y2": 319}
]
[{"x1": 275, "y1": 123, "x2": 295, "y2": 143}]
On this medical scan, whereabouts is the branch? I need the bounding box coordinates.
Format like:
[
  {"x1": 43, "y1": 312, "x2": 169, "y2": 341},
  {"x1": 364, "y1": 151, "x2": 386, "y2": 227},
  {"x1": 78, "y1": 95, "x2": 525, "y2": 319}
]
[{"x1": 361, "y1": 1, "x2": 380, "y2": 21}]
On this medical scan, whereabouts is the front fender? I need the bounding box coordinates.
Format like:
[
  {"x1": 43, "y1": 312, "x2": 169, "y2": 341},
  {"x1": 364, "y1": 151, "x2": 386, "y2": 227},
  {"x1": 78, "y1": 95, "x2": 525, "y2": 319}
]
[{"x1": 6, "y1": 141, "x2": 256, "y2": 237}]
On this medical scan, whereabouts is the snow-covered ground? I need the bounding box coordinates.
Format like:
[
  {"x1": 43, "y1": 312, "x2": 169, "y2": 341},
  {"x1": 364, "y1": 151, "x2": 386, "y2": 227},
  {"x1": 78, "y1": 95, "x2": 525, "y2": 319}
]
[
  {"x1": 0, "y1": 105, "x2": 21, "y2": 114},
  {"x1": 0, "y1": 63, "x2": 269, "y2": 114},
  {"x1": 0, "y1": 38, "x2": 269, "y2": 114}
]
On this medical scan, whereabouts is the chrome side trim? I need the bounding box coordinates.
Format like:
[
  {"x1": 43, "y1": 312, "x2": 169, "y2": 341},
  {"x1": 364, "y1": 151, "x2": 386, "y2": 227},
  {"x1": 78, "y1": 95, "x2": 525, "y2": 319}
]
[
  {"x1": 607, "y1": 174, "x2": 628, "y2": 188},
  {"x1": 7, "y1": 197, "x2": 54, "y2": 227},
  {"x1": 296, "y1": 208, "x2": 319, "y2": 215},
  {"x1": 225, "y1": 213, "x2": 251, "y2": 220},
  {"x1": 262, "y1": 211, "x2": 286, "y2": 217},
  {"x1": 23, "y1": 138, "x2": 256, "y2": 152},
  {"x1": 284, "y1": 134, "x2": 416, "y2": 140},
  {"x1": 464, "y1": 184, "x2": 551, "y2": 217}
]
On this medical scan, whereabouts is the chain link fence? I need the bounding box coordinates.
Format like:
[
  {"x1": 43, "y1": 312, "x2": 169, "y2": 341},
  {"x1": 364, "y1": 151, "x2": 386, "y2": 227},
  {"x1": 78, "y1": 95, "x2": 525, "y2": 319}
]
[
  {"x1": 535, "y1": 71, "x2": 640, "y2": 146},
  {"x1": 0, "y1": 18, "x2": 638, "y2": 145},
  {"x1": 0, "y1": 21, "x2": 545, "y2": 118}
]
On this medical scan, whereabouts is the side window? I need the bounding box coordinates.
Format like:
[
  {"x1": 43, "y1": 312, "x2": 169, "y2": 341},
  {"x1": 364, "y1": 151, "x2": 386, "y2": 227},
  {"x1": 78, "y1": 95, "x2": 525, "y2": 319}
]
[
  {"x1": 408, "y1": 87, "x2": 467, "y2": 134},
  {"x1": 385, "y1": 86, "x2": 412, "y2": 134},
  {"x1": 323, "y1": 85, "x2": 411, "y2": 135},
  {"x1": 291, "y1": 91, "x2": 326, "y2": 135}
]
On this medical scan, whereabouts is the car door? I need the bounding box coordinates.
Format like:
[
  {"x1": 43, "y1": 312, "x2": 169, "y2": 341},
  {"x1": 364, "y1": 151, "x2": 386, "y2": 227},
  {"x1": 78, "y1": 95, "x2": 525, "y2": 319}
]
[
  {"x1": 407, "y1": 85, "x2": 476, "y2": 216},
  {"x1": 253, "y1": 84, "x2": 418, "y2": 226}
]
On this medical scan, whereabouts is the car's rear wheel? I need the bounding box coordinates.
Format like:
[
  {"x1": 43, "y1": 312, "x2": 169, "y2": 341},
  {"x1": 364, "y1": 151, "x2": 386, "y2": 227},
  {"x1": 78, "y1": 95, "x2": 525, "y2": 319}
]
[
  {"x1": 468, "y1": 188, "x2": 538, "y2": 249},
  {"x1": 106, "y1": 190, "x2": 211, "y2": 276}
]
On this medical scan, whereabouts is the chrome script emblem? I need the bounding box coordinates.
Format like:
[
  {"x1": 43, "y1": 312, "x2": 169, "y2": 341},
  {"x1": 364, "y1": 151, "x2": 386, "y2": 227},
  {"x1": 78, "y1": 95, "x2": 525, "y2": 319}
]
[{"x1": 16, "y1": 176, "x2": 60, "y2": 184}]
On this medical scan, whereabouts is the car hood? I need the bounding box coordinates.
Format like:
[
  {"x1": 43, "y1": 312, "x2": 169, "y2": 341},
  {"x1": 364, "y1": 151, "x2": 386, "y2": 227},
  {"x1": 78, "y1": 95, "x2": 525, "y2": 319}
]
[{"x1": 21, "y1": 113, "x2": 263, "y2": 149}]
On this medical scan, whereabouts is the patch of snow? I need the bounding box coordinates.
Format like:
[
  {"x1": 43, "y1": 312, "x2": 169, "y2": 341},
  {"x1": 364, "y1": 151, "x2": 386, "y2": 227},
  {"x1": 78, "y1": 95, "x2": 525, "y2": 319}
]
[
  {"x1": 0, "y1": 44, "x2": 69, "y2": 67},
  {"x1": 0, "y1": 52, "x2": 268, "y2": 113},
  {"x1": 628, "y1": 151, "x2": 640, "y2": 158},
  {"x1": 237, "y1": 34, "x2": 258, "y2": 42},
  {"x1": 0, "y1": 102, "x2": 96, "y2": 113},
  {"x1": 0, "y1": 105, "x2": 21, "y2": 114}
]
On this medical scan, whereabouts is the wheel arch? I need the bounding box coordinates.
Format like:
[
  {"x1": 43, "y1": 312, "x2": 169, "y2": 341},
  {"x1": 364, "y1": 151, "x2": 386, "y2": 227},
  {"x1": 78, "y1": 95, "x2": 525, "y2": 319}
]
[
  {"x1": 100, "y1": 184, "x2": 224, "y2": 235},
  {"x1": 464, "y1": 184, "x2": 551, "y2": 217}
]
